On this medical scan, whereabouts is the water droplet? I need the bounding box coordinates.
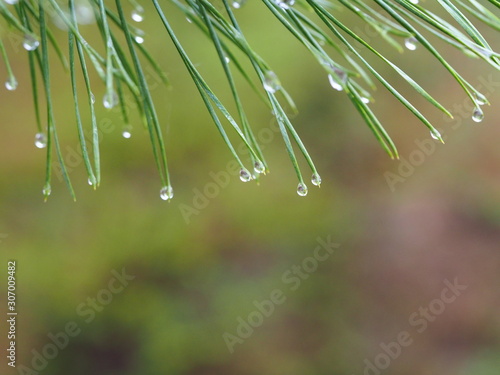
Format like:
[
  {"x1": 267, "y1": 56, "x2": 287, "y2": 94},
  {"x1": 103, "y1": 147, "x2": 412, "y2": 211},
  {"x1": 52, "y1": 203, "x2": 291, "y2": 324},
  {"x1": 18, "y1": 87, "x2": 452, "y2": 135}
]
[
  {"x1": 5, "y1": 76, "x2": 18, "y2": 91},
  {"x1": 88, "y1": 178, "x2": 93, "y2": 186},
  {"x1": 254, "y1": 161, "x2": 265, "y2": 174},
  {"x1": 430, "y1": 129, "x2": 441, "y2": 141},
  {"x1": 75, "y1": 4, "x2": 95, "y2": 24},
  {"x1": 263, "y1": 71, "x2": 281, "y2": 93},
  {"x1": 42, "y1": 184, "x2": 51, "y2": 197},
  {"x1": 232, "y1": 0, "x2": 246, "y2": 8},
  {"x1": 122, "y1": 126, "x2": 132, "y2": 139},
  {"x1": 160, "y1": 185, "x2": 174, "y2": 201},
  {"x1": 134, "y1": 29, "x2": 145, "y2": 44},
  {"x1": 472, "y1": 107, "x2": 484, "y2": 123},
  {"x1": 103, "y1": 90, "x2": 118, "y2": 109},
  {"x1": 239, "y1": 168, "x2": 252, "y2": 182},
  {"x1": 327, "y1": 68, "x2": 347, "y2": 91},
  {"x1": 224, "y1": 56, "x2": 230, "y2": 64},
  {"x1": 404, "y1": 37, "x2": 418, "y2": 51},
  {"x1": 328, "y1": 74, "x2": 343, "y2": 91},
  {"x1": 4, "y1": 0, "x2": 19, "y2": 5},
  {"x1": 275, "y1": 0, "x2": 295, "y2": 9},
  {"x1": 35, "y1": 132, "x2": 47, "y2": 149},
  {"x1": 474, "y1": 93, "x2": 487, "y2": 106},
  {"x1": 297, "y1": 182, "x2": 308, "y2": 197},
  {"x1": 409, "y1": 0, "x2": 419, "y2": 4},
  {"x1": 131, "y1": 6, "x2": 144, "y2": 22},
  {"x1": 23, "y1": 34, "x2": 40, "y2": 51},
  {"x1": 90, "y1": 92, "x2": 95, "y2": 104},
  {"x1": 361, "y1": 97, "x2": 370, "y2": 104},
  {"x1": 186, "y1": 17, "x2": 193, "y2": 24},
  {"x1": 311, "y1": 173, "x2": 322, "y2": 186}
]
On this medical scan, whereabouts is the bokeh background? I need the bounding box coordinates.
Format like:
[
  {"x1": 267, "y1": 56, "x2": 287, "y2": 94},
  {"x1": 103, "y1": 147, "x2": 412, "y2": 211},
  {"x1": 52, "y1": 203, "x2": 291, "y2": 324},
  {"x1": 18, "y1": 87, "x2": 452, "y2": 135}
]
[{"x1": 1, "y1": 1, "x2": 499, "y2": 374}]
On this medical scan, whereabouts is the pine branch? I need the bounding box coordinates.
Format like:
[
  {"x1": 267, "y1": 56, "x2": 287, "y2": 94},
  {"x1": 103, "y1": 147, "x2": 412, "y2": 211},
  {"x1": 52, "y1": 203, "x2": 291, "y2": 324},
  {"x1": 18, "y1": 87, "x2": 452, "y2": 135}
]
[{"x1": 1, "y1": 0, "x2": 499, "y2": 199}]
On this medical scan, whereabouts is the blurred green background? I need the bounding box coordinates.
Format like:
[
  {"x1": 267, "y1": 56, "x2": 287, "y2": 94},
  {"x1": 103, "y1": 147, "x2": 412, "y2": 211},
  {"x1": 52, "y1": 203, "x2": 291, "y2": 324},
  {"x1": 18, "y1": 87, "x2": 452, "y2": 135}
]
[{"x1": 1, "y1": 1, "x2": 500, "y2": 374}]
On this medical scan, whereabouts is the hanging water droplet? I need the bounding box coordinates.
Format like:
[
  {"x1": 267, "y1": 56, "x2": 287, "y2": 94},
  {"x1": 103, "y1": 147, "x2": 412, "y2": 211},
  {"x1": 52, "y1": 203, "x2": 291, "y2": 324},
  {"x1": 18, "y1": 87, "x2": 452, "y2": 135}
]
[
  {"x1": 328, "y1": 75, "x2": 342, "y2": 91},
  {"x1": 297, "y1": 182, "x2": 308, "y2": 197},
  {"x1": 472, "y1": 107, "x2": 484, "y2": 123},
  {"x1": 263, "y1": 71, "x2": 281, "y2": 93},
  {"x1": 51, "y1": 12, "x2": 69, "y2": 31},
  {"x1": 134, "y1": 29, "x2": 145, "y2": 44},
  {"x1": 160, "y1": 185, "x2": 174, "y2": 201},
  {"x1": 103, "y1": 90, "x2": 118, "y2": 109},
  {"x1": 474, "y1": 93, "x2": 487, "y2": 106},
  {"x1": 239, "y1": 168, "x2": 252, "y2": 182},
  {"x1": 5, "y1": 76, "x2": 18, "y2": 91},
  {"x1": 232, "y1": 0, "x2": 246, "y2": 8},
  {"x1": 224, "y1": 56, "x2": 230, "y2": 64},
  {"x1": 23, "y1": 34, "x2": 40, "y2": 51},
  {"x1": 327, "y1": 68, "x2": 347, "y2": 92},
  {"x1": 88, "y1": 178, "x2": 93, "y2": 186},
  {"x1": 275, "y1": 0, "x2": 296, "y2": 9},
  {"x1": 131, "y1": 6, "x2": 144, "y2": 22},
  {"x1": 430, "y1": 129, "x2": 441, "y2": 141},
  {"x1": 35, "y1": 132, "x2": 47, "y2": 149},
  {"x1": 90, "y1": 92, "x2": 95, "y2": 104},
  {"x1": 42, "y1": 183, "x2": 51, "y2": 197},
  {"x1": 311, "y1": 173, "x2": 322, "y2": 186},
  {"x1": 404, "y1": 37, "x2": 418, "y2": 51},
  {"x1": 122, "y1": 126, "x2": 132, "y2": 139},
  {"x1": 361, "y1": 96, "x2": 370, "y2": 104},
  {"x1": 75, "y1": 4, "x2": 95, "y2": 25},
  {"x1": 254, "y1": 161, "x2": 265, "y2": 174}
]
